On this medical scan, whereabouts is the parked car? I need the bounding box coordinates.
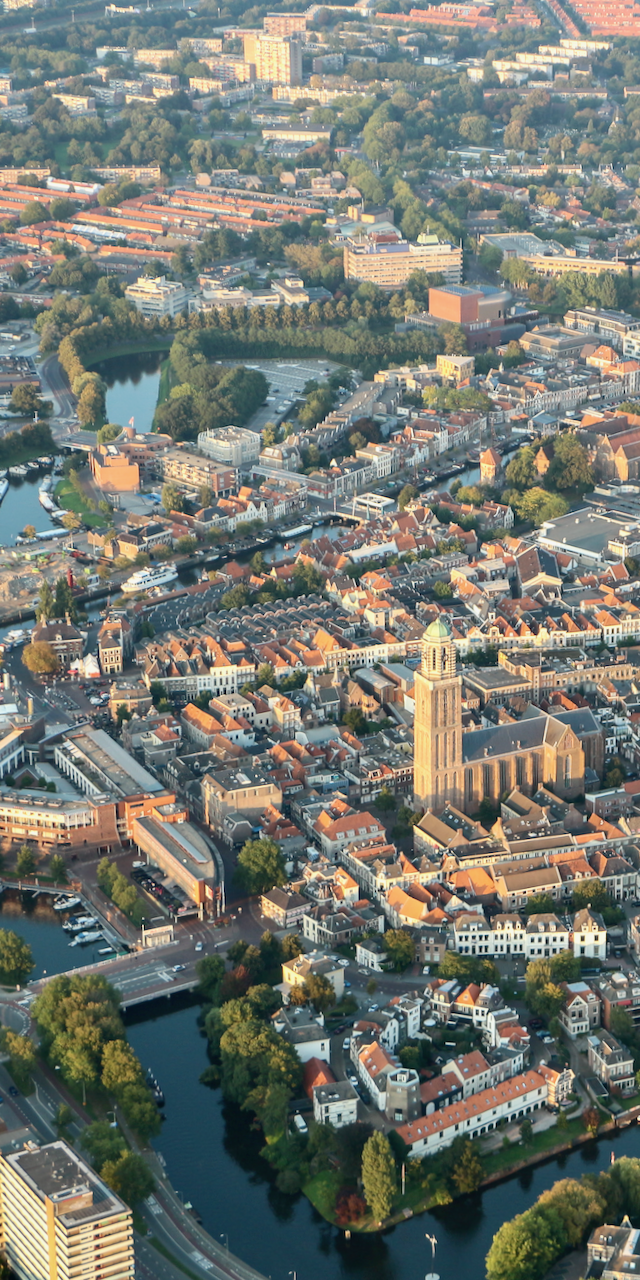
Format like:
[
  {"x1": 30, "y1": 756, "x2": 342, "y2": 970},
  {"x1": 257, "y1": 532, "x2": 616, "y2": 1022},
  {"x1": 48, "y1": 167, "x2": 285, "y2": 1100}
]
[
  {"x1": 195, "y1": 942, "x2": 203, "y2": 952},
  {"x1": 343, "y1": 1038, "x2": 351, "y2": 1050}
]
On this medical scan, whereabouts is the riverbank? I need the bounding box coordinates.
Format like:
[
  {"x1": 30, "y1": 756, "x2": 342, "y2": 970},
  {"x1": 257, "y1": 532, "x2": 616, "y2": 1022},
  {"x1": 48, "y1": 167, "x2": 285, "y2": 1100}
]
[
  {"x1": 85, "y1": 336, "x2": 173, "y2": 370},
  {"x1": 303, "y1": 1105, "x2": 640, "y2": 1232}
]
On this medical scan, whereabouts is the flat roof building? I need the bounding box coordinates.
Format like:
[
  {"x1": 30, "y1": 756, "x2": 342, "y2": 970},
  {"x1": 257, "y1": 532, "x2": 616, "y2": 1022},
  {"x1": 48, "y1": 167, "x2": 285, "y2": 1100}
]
[
  {"x1": 124, "y1": 275, "x2": 188, "y2": 318},
  {"x1": 0, "y1": 1140, "x2": 133, "y2": 1280},
  {"x1": 132, "y1": 814, "x2": 217, "y2": 908},
  {"x1": 54, "y1": 727, "x2": 163, "y2": 799},
  {"x1": 197, "y1": 426, "x2": 261, "y2": 467},
  {"x1": 344, "y1": 238, "x2": 463, "y2": 289}
]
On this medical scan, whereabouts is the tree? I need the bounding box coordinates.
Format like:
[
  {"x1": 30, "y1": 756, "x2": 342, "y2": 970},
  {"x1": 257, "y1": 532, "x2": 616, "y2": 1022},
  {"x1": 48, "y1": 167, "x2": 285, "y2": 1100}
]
[
  {"x1": 20, "y1": 201, "x2": 48, "y2": 226},
  {"x1": 77, "y1": 382, "x2": 104, "y2": 427},
  {"x1": 236, "y1": 837, "x2": 286, "y2": 896},
  {"x1": 375, "y1": 786, "x2": 396, "y2": 812},
  {"x1": 515, "y1": 488, "x2": 569, "y2": 527},
  {"x1": 10, "y1": 384, "x2": 49, "y2": 417},
  {"x1": 486, "y1": 1206, "x2": 568, "y2": 1280},
  {"x1": 256, "y1": 663, "x2": 276, "y2": 687},
  {"x1": 197, "y1": 955, "x2": 225, "y2": 1004},
  {"x1": 101, "y1": 1040, "x2": 143, "y2": 1093},
  {"x1": 16, "y1": 845, "x2": 35, "y2": 876},
  {"x1": 525, "y1": 894, "x2": 556, "y2": 916},
  {"x1": 0, "y1": 929, "x2": 33, "y2": 984},
  {"x1": 361, "y1": 1132, "x2": 397, "y2": 1222},
  {"x1": 81, "y1": 1121, "x2": 126, "y2": 1172},
  {"x1": 520, "y1": 1118, "x2": 533, "y2": 1145},
  {"x1": 382, "y1": 929, "x2": 415, "y2": 972},
  {"x1": 161, "y1": 482, "x2": 184, "y2": 515},
  {"x1": 61, "y1": 513, "x2": 81, "y2": 532},
  {"x1": 97, "y1": 423, "x2": 121, "y2": 445},
  {"x1": 583, "y1": 1107, "x2": 600, "y2": 1136},
  {"x1": 505, "y1": 445, "x2": 536, "y2": 490},
  {"x1": 303, "y1": 973, "x2": 336, "y2": 1014},
  {"x1": 398, "y1": 484, "x2": 418, "y2": 511},
  {"x1": 21, "y1": 640, "x2": 59, "y2": 680},
  {"x1": 49, "y1": 855, "x2": 67, "y2": 883},
  {"x1": 344, "y1": 707, "x2": 367, "y2": 735},
  {"x1": 2, "y1": 1029, "x2": 36, "y2": 1080},
  {"x1": 610, "y1": 1006, "x2": 635, "y2": 1045},
  {"x1": 23, "y1": 524, "x2": 36, "y2": 540},
  {"x1": 281, "y1": 933, "x2": 303, "y2": 960},
  {"x1": 451, "y1": 1139, "x2": 484, "y2": 1194},
  {"x1": 101, "y1": 1152, "x2": 155, "y2": 1206},
  {"x1": 546, "y1": 434, "x2": 593, "y2": 494},
  {"x1": 36, "y1": 580, "x2": 55, "y2": 623}
]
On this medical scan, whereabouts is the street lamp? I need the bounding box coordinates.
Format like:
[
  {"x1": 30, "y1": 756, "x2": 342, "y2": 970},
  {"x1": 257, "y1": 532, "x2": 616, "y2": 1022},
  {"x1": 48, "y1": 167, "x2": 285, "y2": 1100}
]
[
  {"x1": 107, "y1": 1111, "x2": 117, "y2": 1128},
  {"x1": 425, "y1": 1233, "x2": 439, "y2": 1280},
  {"x1": 220, "y1": 1234, "x2": 229, "y2": 1251},
  {"x1": 289, "y1": 1271, "x2": 297, "y2": 1280}
]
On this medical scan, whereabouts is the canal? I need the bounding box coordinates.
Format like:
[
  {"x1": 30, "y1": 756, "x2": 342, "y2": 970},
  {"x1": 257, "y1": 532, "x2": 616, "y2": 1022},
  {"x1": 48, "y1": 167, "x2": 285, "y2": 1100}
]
[{"x1": 96, "y1": 351, "x2": 164, "y2": 434}]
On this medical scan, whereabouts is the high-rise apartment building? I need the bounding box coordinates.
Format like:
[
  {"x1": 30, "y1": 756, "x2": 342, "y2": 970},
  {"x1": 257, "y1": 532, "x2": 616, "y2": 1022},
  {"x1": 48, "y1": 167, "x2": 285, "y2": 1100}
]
[
  {"x1": 242, "y1": 33, "x2": 302, "y2": 84},
  {"x1": 263, "y1": 12, "x2": 307, "y2": 35},
  {"x1": 0, "y1": 1141, "x2": 134, "y2": 1280}
]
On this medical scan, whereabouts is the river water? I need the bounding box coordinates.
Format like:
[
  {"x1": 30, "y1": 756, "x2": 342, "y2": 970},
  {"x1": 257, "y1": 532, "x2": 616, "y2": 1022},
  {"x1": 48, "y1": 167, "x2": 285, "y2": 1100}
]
[{"x1": 96, "y1": 351, "x2": 164, "y2": 434}]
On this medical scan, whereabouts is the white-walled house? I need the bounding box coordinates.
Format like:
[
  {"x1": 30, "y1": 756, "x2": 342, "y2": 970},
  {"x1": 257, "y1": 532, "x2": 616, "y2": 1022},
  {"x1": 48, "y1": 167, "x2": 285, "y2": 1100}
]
[
  {"x1": 571, "y1": 907, "x2": 607, "y2": 960},
  {"x1": 397, "y1": 1070, "x2": 548, "y2": 1155},
  {"x1": 313, "y1": 1080, "x2": 359, "y2": 1127}
]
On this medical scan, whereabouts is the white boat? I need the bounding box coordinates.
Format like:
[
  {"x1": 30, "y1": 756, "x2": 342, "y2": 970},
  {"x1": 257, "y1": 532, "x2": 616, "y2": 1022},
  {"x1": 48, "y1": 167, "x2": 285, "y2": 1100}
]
[
  {"x1": 0, "y1": 480, "x2": 9, "y2": 503},
  {"x1": 53, "y1": 896, "x2": 81, "y2": 912},
  {"x1": 4, "y1": 628, "x2": 27, "y2": 648},
  {"x1": 282, "y1": 523, "x2": 313, "y2": 538},
  {"x1": 121, "y1": 564, "x2": 178, "y2": 595},
  {"x1": 0, "y1": 470, "x2": 7, "y2": 480},
  {"x1": 69, "y1": 930, "x2": 103, "y2": 946},
  {"x1": 39, "y1": 492, "x2": 57, "y2": 513},
  {"x1": 9, "y1": 465, "x2": 27, "y2": 478},
  {"x1": 63, "y1": 916, "x2": 97, "y2": 932}
]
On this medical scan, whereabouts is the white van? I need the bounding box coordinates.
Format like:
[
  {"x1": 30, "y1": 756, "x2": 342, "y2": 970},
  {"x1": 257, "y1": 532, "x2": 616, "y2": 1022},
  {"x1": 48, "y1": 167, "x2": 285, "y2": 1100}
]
[{"x1": 293, "y1": 1114, "x2": 308, "y2": 1135}]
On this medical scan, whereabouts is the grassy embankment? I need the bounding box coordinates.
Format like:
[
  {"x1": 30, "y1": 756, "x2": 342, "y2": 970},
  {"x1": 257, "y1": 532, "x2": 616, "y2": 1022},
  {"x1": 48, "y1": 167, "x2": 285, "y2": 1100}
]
[
  {"x1": 303, "y1": 1111, "x2": 615, "y2": 1232},
  {"x1": 54, "y1": 477, "x2": 108, "y2": 529}
]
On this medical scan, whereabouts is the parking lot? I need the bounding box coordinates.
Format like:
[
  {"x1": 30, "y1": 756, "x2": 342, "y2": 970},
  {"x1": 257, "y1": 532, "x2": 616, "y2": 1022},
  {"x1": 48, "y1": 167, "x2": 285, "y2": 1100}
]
[{"x1": 219, "y1": 357, "x2": 344, "y2": 436}]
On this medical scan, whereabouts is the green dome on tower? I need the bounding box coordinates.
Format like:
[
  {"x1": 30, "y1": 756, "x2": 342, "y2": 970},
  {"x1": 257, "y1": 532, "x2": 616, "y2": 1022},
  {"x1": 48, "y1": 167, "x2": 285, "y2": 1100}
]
[{"x1": 425, "y1": 618, "x2": 451, "y2": 639}]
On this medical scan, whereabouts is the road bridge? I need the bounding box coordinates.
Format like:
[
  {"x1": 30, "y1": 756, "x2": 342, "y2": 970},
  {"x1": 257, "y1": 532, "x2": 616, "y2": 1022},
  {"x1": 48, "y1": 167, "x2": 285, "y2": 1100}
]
[{"x1": 25, "y1": 944, "x2": 202, "y2": 1009}]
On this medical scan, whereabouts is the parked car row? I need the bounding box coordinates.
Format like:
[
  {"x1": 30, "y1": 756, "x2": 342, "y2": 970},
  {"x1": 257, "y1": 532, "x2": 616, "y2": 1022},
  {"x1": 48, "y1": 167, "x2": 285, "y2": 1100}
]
[{"x1": 131, "y1": 866, "x2": 187, "y2": 917}]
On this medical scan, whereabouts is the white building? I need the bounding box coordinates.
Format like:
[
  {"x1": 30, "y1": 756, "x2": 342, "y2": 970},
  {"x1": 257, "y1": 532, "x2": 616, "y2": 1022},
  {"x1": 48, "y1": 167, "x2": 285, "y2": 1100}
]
[
  {"x1": 453, "y1": 911, "x2": 571, "y2": 960},
  {"x1": 124, "y1": 275, "x2": 188, "y2": 318},
  {"x1": 313, "y1": 1080, "x2": 359, "y2": 1127},
  {"x1": 572, "y1": 907, "x2": 607, "y2": 959},
  {"x1": 397, "y1": 1070, "x2": 548, "y2": 1155},
  {"x1": 197, "y1": 426, "x2": 262, "y2": 467},
  {"x1": 559, "y1": 981, "x2": 601, "y2": 1039}
]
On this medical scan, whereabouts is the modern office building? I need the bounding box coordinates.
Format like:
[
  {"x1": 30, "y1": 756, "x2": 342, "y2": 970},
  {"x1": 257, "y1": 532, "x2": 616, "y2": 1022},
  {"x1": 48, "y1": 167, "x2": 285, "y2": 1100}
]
[
  {"x1": 197, "y1": 426, "x2": 261, "y2": 467},
  {"x1": 0, "y1": 1140, "x2": 134, "y2": 1280},
  {"x1": 124, "y1": 275, "x2": 188, "y2": 318},
  {"x1": 344, "y1": 237, "x2": 463, "y2": 288}
]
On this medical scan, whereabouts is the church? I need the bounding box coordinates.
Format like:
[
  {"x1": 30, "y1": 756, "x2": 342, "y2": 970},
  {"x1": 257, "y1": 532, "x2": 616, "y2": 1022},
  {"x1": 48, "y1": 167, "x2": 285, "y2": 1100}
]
[{"x1": 413, "y1": 619, "x2": 588, "y2": 812}]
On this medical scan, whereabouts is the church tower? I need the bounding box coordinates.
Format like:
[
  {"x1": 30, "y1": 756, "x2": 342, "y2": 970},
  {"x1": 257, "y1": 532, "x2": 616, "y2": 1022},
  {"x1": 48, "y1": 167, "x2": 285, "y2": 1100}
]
[{"x1": 413, "y1": 617, "x2": 463, "y2": 812}]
